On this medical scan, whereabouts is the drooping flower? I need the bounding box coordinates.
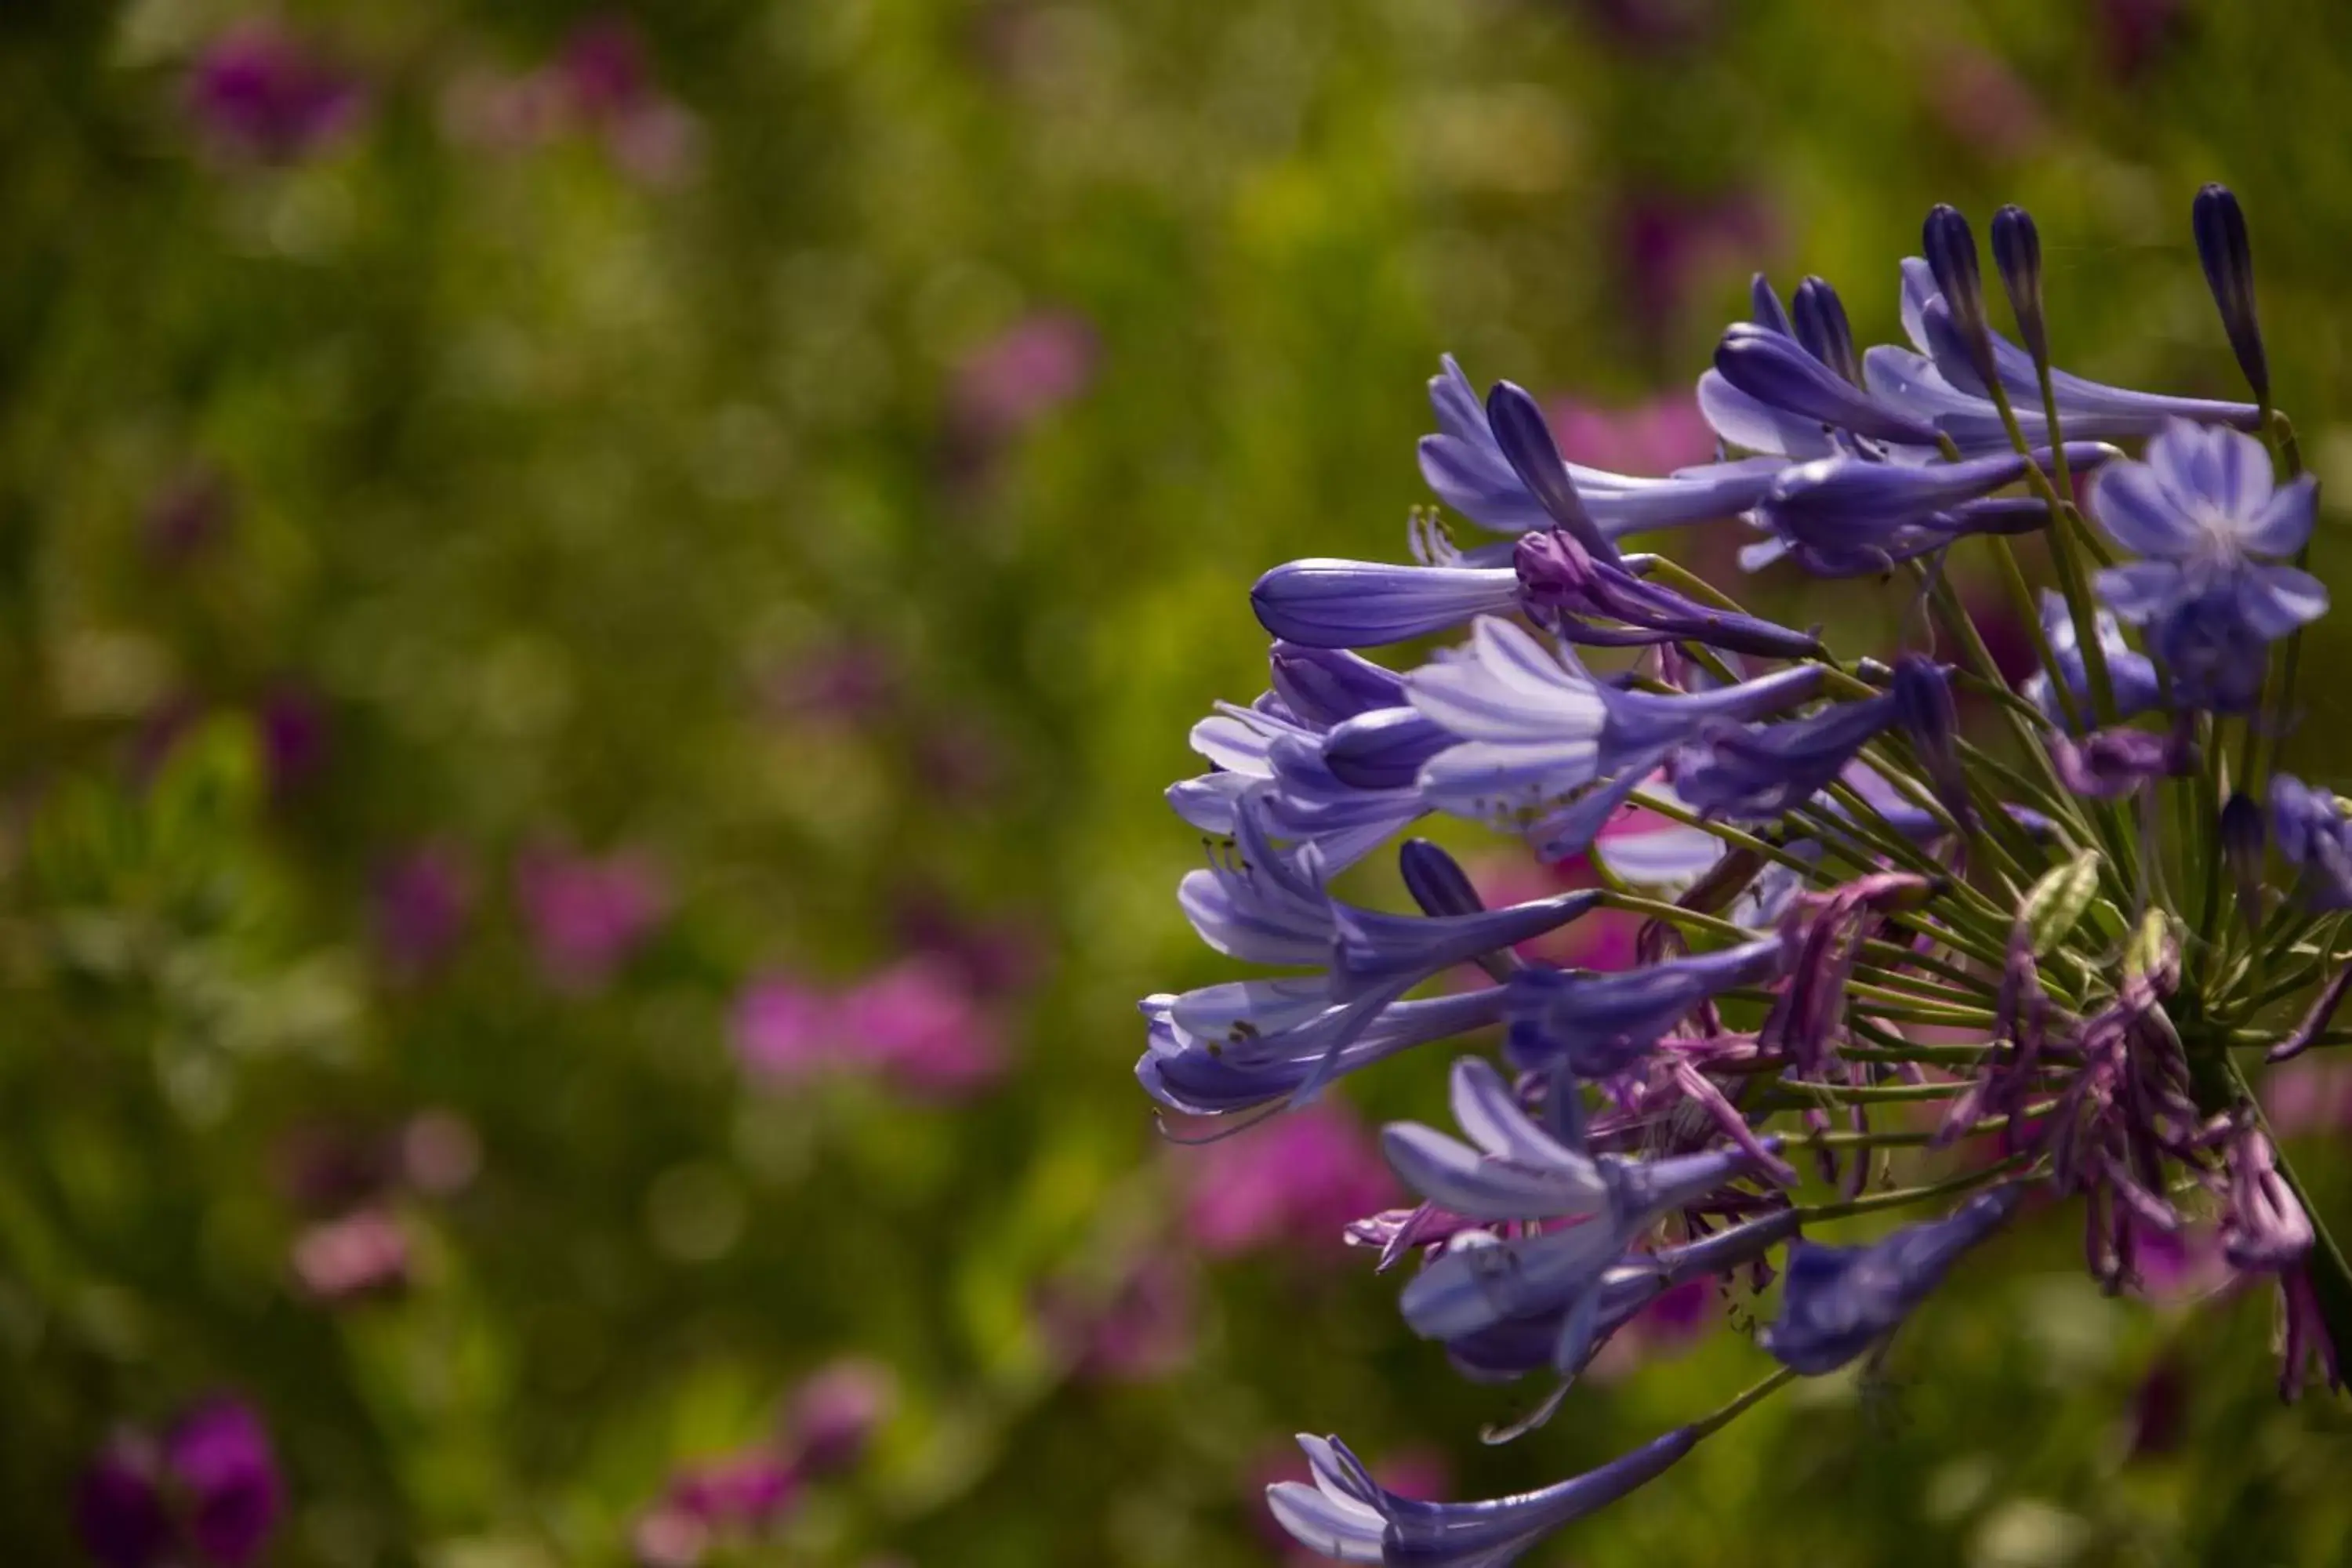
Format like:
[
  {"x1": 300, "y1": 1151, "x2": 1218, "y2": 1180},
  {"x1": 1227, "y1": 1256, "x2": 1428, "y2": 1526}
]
[{"x1": 1760, "y1": 1185, "x2": 2025, "y2": 1374}]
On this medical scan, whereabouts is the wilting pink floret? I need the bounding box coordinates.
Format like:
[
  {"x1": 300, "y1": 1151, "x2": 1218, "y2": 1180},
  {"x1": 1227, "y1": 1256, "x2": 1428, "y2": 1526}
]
[
  {"x1": 514, "y1": 846, "x2": 666, "y2": 992},
  {"x1": 1178, "y1": 1101, "x2": 1398, "y2": 1258},
  {"x1": 951, "y1": 311, "x2": 1098, "y2": 437}
]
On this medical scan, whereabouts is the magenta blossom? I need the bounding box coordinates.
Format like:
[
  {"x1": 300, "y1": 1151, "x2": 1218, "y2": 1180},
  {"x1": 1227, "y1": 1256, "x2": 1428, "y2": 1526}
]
[
  {"x1": 1177, "y1": 1100, "x2": 1398, "y2": 1258},
  {"x1": 372, "y1": 844, "x2": 474, "y2": 979},
  {"x1": 1543, "y1": 393, "x2": 1715, "y2": 478},
  {"x1": 950, "y1": 311, "x2": 1098, "y2": 439},
  {"x1": 735, "y1": 960, "x2": 1004, "y2": 1098},
  {"x1": 186, "y1": 26, "x2": 363, "y2": 164},
  {"x1": 79, "y1": 1399, "x2": 283, "y2": 1568},
  {"x1": 291, "y1": 1208, "x2": 410, "y2": 1305},
  {"x1": 514, "y1": 845, "x2": 666, "y2": 992}
]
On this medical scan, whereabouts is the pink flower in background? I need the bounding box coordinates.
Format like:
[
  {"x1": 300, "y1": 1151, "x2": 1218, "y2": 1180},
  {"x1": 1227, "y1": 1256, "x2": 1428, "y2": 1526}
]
[
  {"x1": 514, "y1": 845, "x2": 667, "y2": 992},
  {"x1": 835, "y1": 959, "x2": 1006, "y2": 1096},
  {"x1": 734, "y1": 960, "x2": 1006, "y2": 1098},
  {"x1": 186, "y1": 26, "x2": 364, "y2": 164},
  {"x1": 2263, "y1": 1060, "x2": 2352, "y2": 1138},
  {"x1": 372, "y1": 844, "x2": 474, "y2": 979},
  {"x1": 437, "y1": 15, "x2": 699, "y2": 183},
  {"x1": 1614, "y1": 191, "x2": 1776, "y2": 336},
  {"x1": 1040, "y1": 1255, "x2": 1197, "y2": 1383},
  {"x1": 79, "y1": 1399, "x2": 284, "y2": 1568},
  {"x1": 145, "y1": 468, "x2": 233, "y2": 564},
  {"x1": 1925, "y1": 48, "x2": 2049, "y2": 160},
  {"x1": 1544, "y1": 392, "x2": 1715, "y2": 477},
  {"x1": 1176, "y1": 1101, "x2": 1397, "y2": 1258},
  {"x1": 291, "y1": 1208, "x2": 410, "y2": 1305},
  {"x1": 258, "y1": 684, "x2": 330, "y2": 802},
  {"x1": 950, "y1": 311, "x2": 1099, "y2": 439},
  {"x1": 786, "y1": 1358, "x2": 896, "y2": 1476}
]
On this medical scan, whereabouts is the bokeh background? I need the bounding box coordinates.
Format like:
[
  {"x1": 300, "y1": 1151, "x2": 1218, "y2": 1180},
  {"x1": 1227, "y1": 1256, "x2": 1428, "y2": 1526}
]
[{"x1": 9, "y1": 1, "x2": 2352, "y2": 1563}]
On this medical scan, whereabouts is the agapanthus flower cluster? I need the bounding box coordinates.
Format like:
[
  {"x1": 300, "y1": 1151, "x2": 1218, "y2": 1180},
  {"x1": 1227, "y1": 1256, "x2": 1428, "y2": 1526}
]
[{"x1": 1139, "y1": 187, "x2": 2351, "y2": 1563}]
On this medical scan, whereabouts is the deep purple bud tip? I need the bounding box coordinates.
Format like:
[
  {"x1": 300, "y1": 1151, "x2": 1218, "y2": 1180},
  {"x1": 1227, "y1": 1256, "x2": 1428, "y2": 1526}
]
[
  {"x1": 1398, "y1": 839, "x2": 1487, "y2": 919},
  {"x1": 2192, "y1": 183, "x2": 2269, "y2": 402},
  {"x1": 1989, "y1": 204, "x2": 2047, "y2": 368}
]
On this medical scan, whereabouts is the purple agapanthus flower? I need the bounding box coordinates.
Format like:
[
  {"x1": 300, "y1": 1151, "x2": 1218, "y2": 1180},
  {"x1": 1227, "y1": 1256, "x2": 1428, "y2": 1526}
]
[
  {"x1": 1760, "y1": 1185, "x2": 2024, "y2": 1374},
  {"x1": 1421, "y1": 357, "x2": 1784, "y2": 543},
  {"x1": 1743, "y1": 444, "x2": 2116, "y2": 576},
  {"x1": 1267, "y1": 1424, "x2": 1700, "y2": 1566},
  {"x1": 1503, "y1": 935, "x2": 1787, "y2": 1078},
  {"x1": 1403, "y1": 617, "x2": 1822, "y2": 859},
  {"x1": 2269, "y1": 774, "x2": 2352, "y2": 909},
  {"x1": 1671, "y1": 688, "x2": 1907, "y2": 821},
  {"x1": 2021, "y1": 590, "x2": 2163, "y2": 730}
]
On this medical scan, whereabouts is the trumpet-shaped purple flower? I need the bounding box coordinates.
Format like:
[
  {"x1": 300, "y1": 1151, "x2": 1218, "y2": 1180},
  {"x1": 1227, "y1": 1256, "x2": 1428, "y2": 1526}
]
[
  {"x1": 1672, "y1": 691, "x2": 1904, "y2": 821},
  {"x1": 1405, "y1": 617, "x2": 1823, "y2": 859},
  {"x1": 1760, "y1": 1185, "x2": 2024, "y2": 1374},
  {"x1": 1865, "y1": 259, "x2": 2261, "y2": 452},
  {"x1": 1378, "y1": 1058, "x2": 1611, "y2": 1221},
  {"x1": 1173, "y1": 698, "x2": 1428, "y2": 870},
  {"x1": 2267, "y1": 775, "x2": 2352, "y2": 909},
  {"x1": 1744, "y1": 444, "x2": 2115, "y2": 576},
  {"x1": 1268, "y1": 1425, "x2": 1699, "y2": 1567},
  {"x1": 1503, "y1": 935, "x2": 1788, "y2": 1078},
  {"x1": 2021, "y1": 590, "x2": 2163, "y2": 729},
  {"x1": 1141, "y1": 988, "x2": 1512, "y2": 1116},
  {"x1": 1512, "y1": 529, "x2": 1824, "y2": 659},
  {"x1": 1421, "y1": 357, "x2": 1784, "y2": 541}
]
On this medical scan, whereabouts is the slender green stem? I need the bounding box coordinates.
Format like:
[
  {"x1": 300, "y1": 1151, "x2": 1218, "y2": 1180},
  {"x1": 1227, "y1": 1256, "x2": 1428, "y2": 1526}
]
[
  {"x1": 1688, "y1": 1366, "x2": 1798, "y2": 1439},
  {"x1": 1794, "y1": 1154, "x2": 2032, "y2": 1221}
]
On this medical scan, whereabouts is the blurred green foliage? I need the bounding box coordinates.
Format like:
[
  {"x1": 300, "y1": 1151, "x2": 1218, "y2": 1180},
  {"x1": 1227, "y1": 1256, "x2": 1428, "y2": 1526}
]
[{"x1": 7, "y1": 0, "x2": 2352, "y2": 1563}]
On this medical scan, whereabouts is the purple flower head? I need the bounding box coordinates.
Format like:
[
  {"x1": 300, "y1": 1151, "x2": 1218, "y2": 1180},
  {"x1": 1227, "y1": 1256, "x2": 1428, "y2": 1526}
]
[
  {"x1": 76, "y1": 1436, "x2": 170, "y2": 1568},
  {"x1": 372, "y1": 844, "x2": 473, "y2": 979},
  {"x1": 789, "y1": 1358, "x2": 896, "y2": 1477},
  {"x1": 187, "y1": 26, "x2": 364, "y2": 164},
  {"x1": 164, "y1": 1400, "x2": 284, "y2": 1567},
  {"x1": 2269, "y1": 774, "x2": 2352, "y2": 910},
  {"x1": 951, "y1": 311, "x2": 1099, "y2": 439},
  {"x1": 1378, "y1": 1058, "x2": 1612, "y2": 1223},
  {"x1": 2022, "y1": 590, "x2": 2163, "y2": 731},
  {"x1": 1403, "y1": 616, "x2": 1822, "y2": 861},
  {"x1": 1503, "y1": 935, "x2": 1787, "y2": 1078},
  {"x1": 292, "y1": 1207, "x2": 411, "y2": 1304},
  {"x1": 1989, "y1": 205, "x2": 2048, "y2": 369},
  {"x1": 514, "y1": 844, "x2": 666, "y2": 992},
  {"x1": 1181, "y1": 1098, "x2": 1398, "y2": 1256},
  {"x1": 1267, "y1": 1424, "x2": 1700, "y2": 1566},
  {"x1": 1761, "y1": 1185, "x2": 2024, "y2": 1374},
  {"x1": 1421, "y1": 358, "x2": 1783, "y2": 542},
  {"x1": 2192, "y1": 184, "x2": 2268, "y2": 401},
  {"x1": 2089, "y1": 420, "x2": 2323, "y2": 710}
]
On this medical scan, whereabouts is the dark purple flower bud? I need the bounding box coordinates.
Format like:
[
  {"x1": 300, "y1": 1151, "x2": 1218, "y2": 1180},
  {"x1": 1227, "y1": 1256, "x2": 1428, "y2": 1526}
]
[
  {"x1": 2192, "y1": 183, "x2": 2269, "y2": 403},
  {"x1": 1748, "y1": 273, "x2": 1795, "y2": 336},
  {"x1": 1267, "y1": 644, "x2": 1406, "y2": 728},
  {"x1": 76, "y1": 1435, "x2": 171, "y2": 1568},
  {"x1": 1322, "y1": 706, "x2": 1450, "y2": 791},
  {"x1": 1250, "y1": 558, "x2": 1522, "y2": 648},
  {"x1": 163, "y1": 1400, "x2": 283, "y2": 1568},
  {"x1": 1990, "y1": 204, "x2": 2048, "y2": 369},
  {"x1": 2048, "y1": 723, "x2": 2194, "y2": 800},
  {"x1": 1790, "y1": 277, "x2": 1860, "y2": 385},
  {"x1": 1484, "y1": 382, "x2": 1614, "y2": 557},
  {"x1": 1397, "y1": 839, "x2": 1486, "y2": 920},
  {"x1": 1761, "y1": 1185, "x2": 2024, "y2": 1374},
  {"x1": 789, "y1": 1359, "x2": 896, "y2": 1476},
  {"x1": 1922, "y1": 204, "x2": 1995, "y2": 386},
  {"x1": 1891, "y1": 656, "x2": 1970, "y2": 825}
]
